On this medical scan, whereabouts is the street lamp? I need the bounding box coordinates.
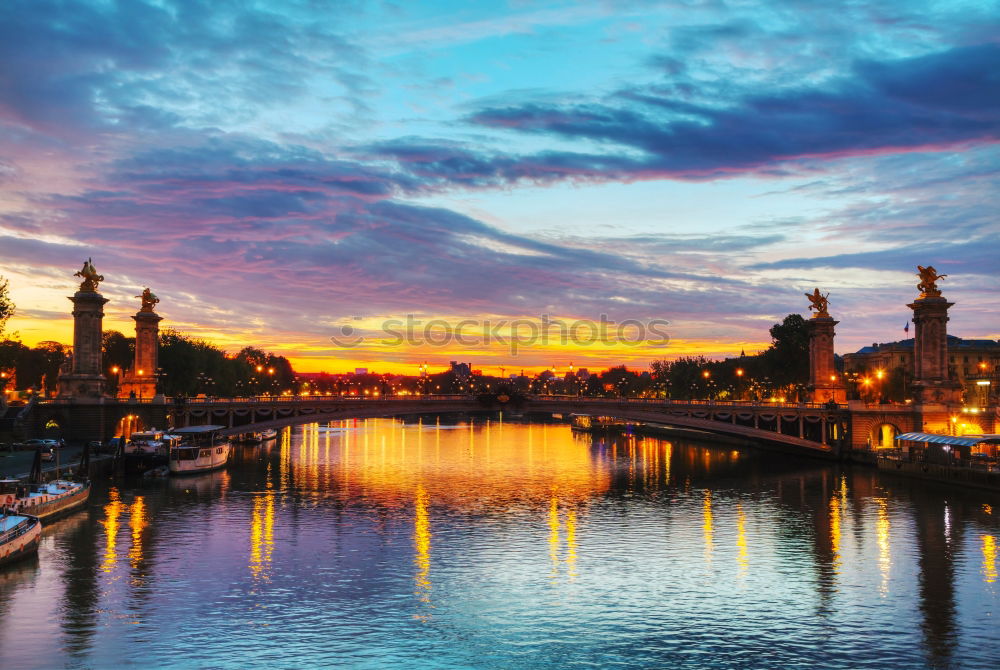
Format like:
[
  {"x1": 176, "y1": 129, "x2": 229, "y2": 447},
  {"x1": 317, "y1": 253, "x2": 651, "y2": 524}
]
[{"x1": 154, "y1": 367, "x2": 166, "y2": 396}]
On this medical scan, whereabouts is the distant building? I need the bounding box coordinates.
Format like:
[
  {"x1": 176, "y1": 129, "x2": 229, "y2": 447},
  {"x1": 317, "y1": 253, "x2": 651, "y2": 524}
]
[
  {"x1": 449, "y1": 361, "x2": 471, "y2": 377},
  {"x1": 575, "y1": 368, "x2": 590, "y2": 380},
  {"x1": 354, "y1": 368, "x2": 368, "y2": 376},
  {"x1": 843, "y1": 335, "x2": 999, "y2": 402}
]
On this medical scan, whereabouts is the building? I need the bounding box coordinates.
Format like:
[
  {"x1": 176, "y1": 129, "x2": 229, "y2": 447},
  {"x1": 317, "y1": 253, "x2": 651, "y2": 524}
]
[
  {"x1": 449, "y1": 361, "x2": 471, "y2": 377},
  {"x1": 843, "y1": 335, "x2": 1000, "y2": 404}
]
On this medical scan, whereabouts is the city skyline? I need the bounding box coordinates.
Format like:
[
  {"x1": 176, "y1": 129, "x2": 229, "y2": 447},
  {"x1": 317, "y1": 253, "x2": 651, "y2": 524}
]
[{"x1": 1, "y1": 1, "x2": 997, "y2": 373}]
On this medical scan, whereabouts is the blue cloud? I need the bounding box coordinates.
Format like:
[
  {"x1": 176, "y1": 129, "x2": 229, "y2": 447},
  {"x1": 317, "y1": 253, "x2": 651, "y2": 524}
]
[{"x1": 464, "y1": 43, "x2": 1000, "y2": 180}]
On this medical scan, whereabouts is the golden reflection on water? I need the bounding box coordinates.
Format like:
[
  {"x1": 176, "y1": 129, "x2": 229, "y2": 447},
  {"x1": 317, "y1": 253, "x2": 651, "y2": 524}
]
[
  {"x1": 302, "y1": 420, "x2": 609, "y2": 510},
  {"x1": 829, "y1": 475, "x2": 848, "y2": 574},
  {"x1": 249, "y1": 490, "x2": 276, "y2": 583},
  {"x1": 703, "y1": 489, "x2": 713, "y2": 564},
  {"x1": 875, "y1": 498, "x2": 891, "y2": 595},
  {"x1": 128, "y1": 496, "x2": 147, "y2": 572},
  {"x1": 565, "y1": 509, "x2": 578, "y2": 582},
  {"x1": 829, "y1": 494, "x2": 842, "y2": 573},
  {"x1": 413, "y1": 484, "x2": 431, "y2": 618},
  {"x1": 250, "y1": 463, "x2": 276, "y2": 583},
  {"x1": 544, "y1": 494, "x2": 579, "y2": 582},
  {"x1": 279, "y1": 427, "x2": 291, "y2": 491},
  {"x1": 101, "y1": 488, "x2": 123, "y2": 573},
  {"x1": 982, "y1": 535, "x2": 997, "y2": 584},
  {"x1": 736, "y1": 502, "x2": 748, "y2": 581},
  {"x1": 548, "y1": 495, "x2": 560, "y2": 580}
]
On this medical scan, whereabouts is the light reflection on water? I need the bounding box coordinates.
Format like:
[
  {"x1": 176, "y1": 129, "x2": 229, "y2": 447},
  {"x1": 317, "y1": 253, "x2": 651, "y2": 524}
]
[{"x1": 0, "y1": 418, "x2": 999, "y2": 669}]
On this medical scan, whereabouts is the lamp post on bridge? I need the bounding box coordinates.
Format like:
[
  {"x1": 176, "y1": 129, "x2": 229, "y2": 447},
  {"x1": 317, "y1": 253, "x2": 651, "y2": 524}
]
[{"x1": 153, "y1": 367, "x2": 166, "y2": 399}]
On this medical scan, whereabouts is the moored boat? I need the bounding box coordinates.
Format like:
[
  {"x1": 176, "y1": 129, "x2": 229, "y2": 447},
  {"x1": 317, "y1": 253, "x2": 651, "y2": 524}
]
[
  {"x1": 0, "y1": 513, "x2": 41, "y2": 568},
  {"x1": 242, "y1": 428, "x2": 278, "y2": 444},
  {"x1": 168, "y1": 425, "x2": 231, "y2": 476},
  {"x1": 121, "y1": 429, "x2": 182, "y2": 475},
  {"x1": 0, "y1": 478, "x2": 91, "y2": 521}
]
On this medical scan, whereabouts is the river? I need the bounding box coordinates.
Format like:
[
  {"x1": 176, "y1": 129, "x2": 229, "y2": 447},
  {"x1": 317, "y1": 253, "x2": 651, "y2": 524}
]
[{"x1": 1, "y1": 418, "x2": 998, "y2": 669}]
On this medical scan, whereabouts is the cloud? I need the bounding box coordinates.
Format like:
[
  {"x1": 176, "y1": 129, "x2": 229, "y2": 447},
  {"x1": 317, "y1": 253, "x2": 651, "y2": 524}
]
[
  {"x1": 461, "y1": 43, "x2": 999, "y2": 181},
  {"x1": 751, "y1": 236, "x2": 1000, "y2": 276},
  {"x1": 0, "y1": 0, "x2": 371, "y2": 138}
]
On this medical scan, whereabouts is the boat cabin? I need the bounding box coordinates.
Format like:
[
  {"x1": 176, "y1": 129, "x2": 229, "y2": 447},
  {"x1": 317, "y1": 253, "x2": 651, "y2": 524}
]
[{"x1": 895, "y1": 432, "x2": 1000, "y2": 468}]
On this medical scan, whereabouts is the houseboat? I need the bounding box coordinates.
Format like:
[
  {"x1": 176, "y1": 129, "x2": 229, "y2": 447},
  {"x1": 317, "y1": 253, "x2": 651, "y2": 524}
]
[
  {"x1": 168, "y1": 425, "x2": 232, "y2": 475},
  {"x1": 0, "y1": 513, "x2": 41, "y2": 568},
  {"x1": 0, "y1": 477, "x2": 90, "y2": 522}
]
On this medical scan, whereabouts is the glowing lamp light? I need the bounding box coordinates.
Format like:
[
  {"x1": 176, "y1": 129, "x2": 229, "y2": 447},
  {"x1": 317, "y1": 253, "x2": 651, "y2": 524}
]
[
  {"x1": 735, "y1": 369, "x2": 744, "y2": 377},
  {"x1": 702, "y1": 371, "x2": 710, "y2": 379},
  {"x1": 876, "y1": 369, "x2": 885, "y2": 380}
]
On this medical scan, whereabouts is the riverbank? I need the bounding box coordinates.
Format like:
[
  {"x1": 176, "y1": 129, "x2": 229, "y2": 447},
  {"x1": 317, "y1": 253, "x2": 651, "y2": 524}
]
[{"x1": 0, "y1": 446, "x2": 115, "y2": 481}]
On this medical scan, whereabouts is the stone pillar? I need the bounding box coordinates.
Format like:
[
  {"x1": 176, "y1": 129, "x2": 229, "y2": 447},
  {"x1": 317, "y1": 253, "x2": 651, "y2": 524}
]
[
  {"x1": 58, "y1": 288, "x2": 109, "y2": 399},
  {"x1": 909, "y1": 294, "x2": 962, "y2": 405},
  {"x1": 807, "y1": 316, "x2": 846, "y2": 404},
  {"x1": 119, "y1": 292, "x2": 162, "y2": 400}
]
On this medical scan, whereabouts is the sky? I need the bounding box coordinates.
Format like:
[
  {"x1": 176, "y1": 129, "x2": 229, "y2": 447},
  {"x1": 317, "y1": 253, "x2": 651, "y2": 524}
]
[{"x1": 0, "y1": 0, "x2": 997, "y2": 374}]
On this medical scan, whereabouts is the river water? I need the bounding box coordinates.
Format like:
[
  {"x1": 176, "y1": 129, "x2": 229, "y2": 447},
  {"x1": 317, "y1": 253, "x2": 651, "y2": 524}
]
[{"x1": 1, "y1": 418, "x2": 998, "y2": 669}]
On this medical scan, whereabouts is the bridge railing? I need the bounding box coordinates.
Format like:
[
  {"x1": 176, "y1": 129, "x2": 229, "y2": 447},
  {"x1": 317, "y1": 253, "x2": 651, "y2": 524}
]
[
  {"x1": 38, "y1": 393, "x2": 844, "y2": 412},
  {"x1": 530, "y1": 396, "x2": 843, "y2": 410},
  {"x1": 169, "y1": 394, "x2": 473, "y2": 404}
]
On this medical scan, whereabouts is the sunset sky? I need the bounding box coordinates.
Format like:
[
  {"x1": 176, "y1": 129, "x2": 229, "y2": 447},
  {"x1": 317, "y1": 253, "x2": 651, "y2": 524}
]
[{"x1": 1, "y1": 1, "x2": 997, "y2": 374}]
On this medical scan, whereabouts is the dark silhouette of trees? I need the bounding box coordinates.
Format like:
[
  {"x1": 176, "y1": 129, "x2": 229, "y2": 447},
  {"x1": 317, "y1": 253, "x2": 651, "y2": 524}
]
[{"x1": 0, "y1": 275, "x2": 13, "y2": 338}]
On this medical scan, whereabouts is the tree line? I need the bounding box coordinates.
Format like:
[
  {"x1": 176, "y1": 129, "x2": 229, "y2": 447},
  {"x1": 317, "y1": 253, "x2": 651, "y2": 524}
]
[
  {"x1": 0, "y1": 276, "x2": 295, "y2": 398},
  {"x1": 1, "y1": 273, "x2": 822, "y2": 401}
]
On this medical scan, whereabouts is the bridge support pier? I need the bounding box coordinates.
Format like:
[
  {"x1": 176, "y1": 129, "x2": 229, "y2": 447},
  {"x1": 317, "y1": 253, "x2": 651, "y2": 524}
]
[
  {"x1": 58, "y1": 287, "x2": 109, "y2": 399},
  {"x1": 909, "y1": 292, "x2": 963, "y2": 404},
  {"x1": 806, "y1": 313, "x2": 846, "y2": 404}
]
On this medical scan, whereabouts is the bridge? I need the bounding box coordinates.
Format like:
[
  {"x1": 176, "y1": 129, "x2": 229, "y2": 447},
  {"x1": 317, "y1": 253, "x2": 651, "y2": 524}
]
[{"x1": 23, "y1": 394, "x2": 853, "y2": 457}]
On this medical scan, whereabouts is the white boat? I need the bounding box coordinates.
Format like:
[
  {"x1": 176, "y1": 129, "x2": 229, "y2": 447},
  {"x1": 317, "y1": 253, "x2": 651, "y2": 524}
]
[
  {"x1": 168, "y1": 425, "x2": 231, "y2": 476},
  {"x1": 0, "y1": 513, "x2": 41, "y2": 568},
  {"x1": 240, "y1": 428, "x2": 277, "y2": 444},
  {"x1": 0, "y1": 478, "x2": 91, "y2": 522}
]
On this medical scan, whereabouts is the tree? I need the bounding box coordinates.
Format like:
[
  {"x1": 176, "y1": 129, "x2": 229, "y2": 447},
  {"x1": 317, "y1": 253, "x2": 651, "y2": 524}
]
[
  {"x1": 649, "y1": 314, "x2": 810, "y2": 401},
  {"x1": 102, "y1": 331, "x2": 135, "y2": 372},
  {"x1": 32, "y1": 341, "x2": 67, "y2": 395},
  {"x1": 0, "y1": 275, "x2": 13, "y2": 338},
  {"x1": 760, "y1": 314, "x2": 809, "y2": 388}
]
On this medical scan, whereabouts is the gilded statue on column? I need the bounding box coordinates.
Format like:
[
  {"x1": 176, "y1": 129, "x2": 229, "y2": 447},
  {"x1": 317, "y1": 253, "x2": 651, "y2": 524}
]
[
  {"x1": 916, "y1": 265, "x2": 947, "y2": 297},
  {"x1": 73, "y1": 258, "x2": 104, "y2": 292},
  {"x1": 805, "y1": 288, "x2": 830, "y2": 318},
  {"x1": 137, "y1": 287, "x2": 160, "y2": 312}
]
